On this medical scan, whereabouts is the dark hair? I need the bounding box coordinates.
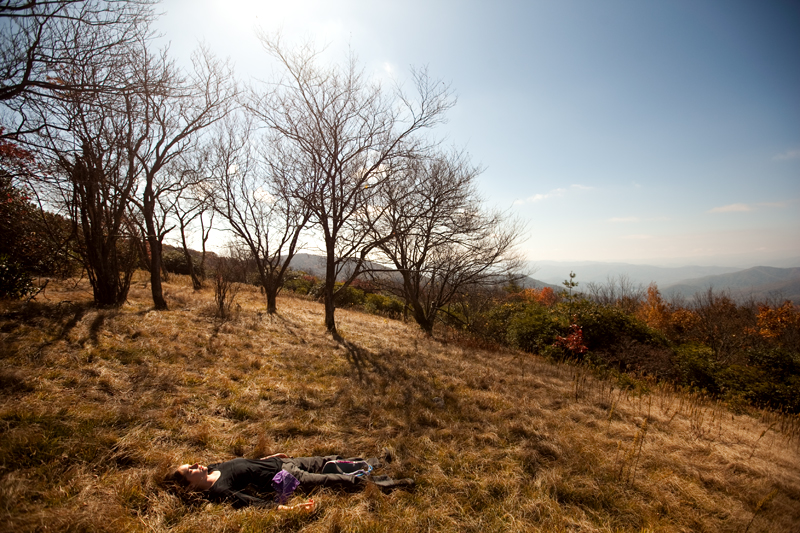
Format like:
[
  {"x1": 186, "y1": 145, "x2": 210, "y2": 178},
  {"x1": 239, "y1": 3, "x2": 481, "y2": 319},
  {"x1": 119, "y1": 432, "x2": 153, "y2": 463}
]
[
  {"x1": 165, "y1": 468, "x2": 191, "y2": 489},
  {"x1": 163, "y1": 467, "x2": 209, "y2": 507}
]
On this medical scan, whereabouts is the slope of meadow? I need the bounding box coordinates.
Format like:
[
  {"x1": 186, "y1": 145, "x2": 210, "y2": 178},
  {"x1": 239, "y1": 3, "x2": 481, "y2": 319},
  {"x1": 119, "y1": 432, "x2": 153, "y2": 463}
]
[{"x1": 1, "y1": 274, "x2": 799, "y2": 532}]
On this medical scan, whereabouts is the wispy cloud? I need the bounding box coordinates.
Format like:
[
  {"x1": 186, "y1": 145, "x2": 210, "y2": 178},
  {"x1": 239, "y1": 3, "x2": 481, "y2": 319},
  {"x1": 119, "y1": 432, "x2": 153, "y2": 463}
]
[
  {"x1": 757, "y1": 201, "x2": 787, "y2": 208},
  {"x1": 708, "y1": 203, "x2": 753, "y2": 213},
  {"x1": 513, "y1": 188, "x2": 564, "y2": 204},
  {"x1": 514, "y1": 184, "x2": 593, "y2": 205},
  {"x1": 609, "y1": 216, "x2": 639, "y2": 223},
  {"x1": 774, "y1": 148, "x2": 800, "y2": 161}
]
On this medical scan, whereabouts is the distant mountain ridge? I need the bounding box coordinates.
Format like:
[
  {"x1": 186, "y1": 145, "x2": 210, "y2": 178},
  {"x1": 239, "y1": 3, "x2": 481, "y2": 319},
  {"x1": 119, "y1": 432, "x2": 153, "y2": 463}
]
[
  {"x1": 527, "y1": 260, "x2": 800, "y2": 304},
  {"x1": 176, "y1": 250, "x2": 799, "y2": 304},
  {"x1": 663, "y1": 266, "x2": 800, "y2": 304},
  {"x1": 528, "y1": 260, "x2": 743, "y2": 287},
  {"x1": 290, "y1": 253, "x2": 559, "y2": 290}
]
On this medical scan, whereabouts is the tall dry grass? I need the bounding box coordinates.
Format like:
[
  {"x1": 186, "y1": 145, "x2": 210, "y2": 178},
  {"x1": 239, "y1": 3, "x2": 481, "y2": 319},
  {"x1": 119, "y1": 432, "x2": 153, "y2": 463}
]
[{"x1": 1, "y1": 272, "x2": 798, "y2": 532}]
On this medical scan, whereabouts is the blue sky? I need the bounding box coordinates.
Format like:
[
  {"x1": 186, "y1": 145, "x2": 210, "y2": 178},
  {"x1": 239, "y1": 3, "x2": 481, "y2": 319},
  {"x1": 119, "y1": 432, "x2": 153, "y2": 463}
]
[{"x1": 157, "y1": 0, "x2": 800, "y2": 267}]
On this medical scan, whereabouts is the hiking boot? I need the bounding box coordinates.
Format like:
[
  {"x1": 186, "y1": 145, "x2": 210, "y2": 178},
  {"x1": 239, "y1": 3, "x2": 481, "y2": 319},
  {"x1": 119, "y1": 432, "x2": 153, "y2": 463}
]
[
  {"x1": 370, "y1": 477, "x2": 415, "y2": 490},
  {"x1": 380, "y1": 447, "x2": 394, "y2": 464}
]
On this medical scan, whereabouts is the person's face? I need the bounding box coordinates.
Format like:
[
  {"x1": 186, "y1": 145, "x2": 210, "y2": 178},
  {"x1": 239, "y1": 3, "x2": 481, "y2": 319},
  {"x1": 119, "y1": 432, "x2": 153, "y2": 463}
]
[{"x1": 178, "y1": 463, "x2": 208, "y2": 487}]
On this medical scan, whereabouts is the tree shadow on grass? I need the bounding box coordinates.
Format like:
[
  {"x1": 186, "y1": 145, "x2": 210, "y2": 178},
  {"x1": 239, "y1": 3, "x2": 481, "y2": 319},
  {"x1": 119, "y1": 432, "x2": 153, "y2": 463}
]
[
  {"x1": 333, "y1": 335, "x2": 451, "y2": 412},
  {"x1": 0, "y1": 300, "x2": 97, "y2": 362},
  {"x1": 335, "y1": 335, "x2": 388, "y2": 384},
  {"x1": 86, "y1": 309, "x2": 116, "y2": 346},
  {"x1": 271, "y1": 312, "x2": 308, "y2": 345}
]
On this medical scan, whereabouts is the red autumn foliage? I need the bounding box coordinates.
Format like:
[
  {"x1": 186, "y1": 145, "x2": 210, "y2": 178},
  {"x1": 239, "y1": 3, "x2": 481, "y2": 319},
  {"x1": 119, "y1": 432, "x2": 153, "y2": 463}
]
[{"x1": 553, "y1": 321, "x2": 588, "y2": 355}]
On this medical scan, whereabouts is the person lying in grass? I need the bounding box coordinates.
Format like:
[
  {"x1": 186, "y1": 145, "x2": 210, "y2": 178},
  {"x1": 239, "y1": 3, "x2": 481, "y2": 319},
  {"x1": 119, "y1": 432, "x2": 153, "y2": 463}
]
[{"x1": 168, "y1": 452, "x2": 413, "y2": 509}]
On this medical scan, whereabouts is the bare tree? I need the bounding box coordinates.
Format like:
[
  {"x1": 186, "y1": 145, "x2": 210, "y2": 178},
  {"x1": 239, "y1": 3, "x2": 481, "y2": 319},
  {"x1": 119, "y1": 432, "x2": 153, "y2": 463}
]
[
  {"x1": 29, "y1": 56, "x2": 147, "y2": 306},
  {"x1": 208, "y1": 115, "x2": 310, "y2": 314},
  {"x1": 130, "y1": 46, "x2": 236, "y2": 310},
  {"x1": 211, "y1": 251, "x2": 244, "y2": 320},
  {"x1": 21, "y1": 22, "x2": 234, "y2": 308},
  {"x1": 1, "y1": 0, "x2": 155, "y2": 133},
  {"x1": 170, "y1": 163, "x2": 214, "y2": 290},
  {"x1": 585, "y1": 275, "x2": 645, "y2": 312},
  {"x1": 690, "y1": 288, "x2": 754, "y2": 365},
  {"x1": 372, "y1": 150, "x2": 524, "y2": 335},
  {"x1": 250, "y1": 37, "x2": 455, "y2": 335}
]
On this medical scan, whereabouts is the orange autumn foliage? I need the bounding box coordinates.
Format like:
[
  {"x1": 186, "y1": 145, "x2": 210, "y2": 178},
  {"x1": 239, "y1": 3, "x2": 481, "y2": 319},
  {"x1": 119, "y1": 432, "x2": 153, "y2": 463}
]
[
  {"x1": 636, "y1": 284, "x2": 700, "y2": 341},
  {"x1": 637, "y1": 284, "x2": 671, "y2": 331},
  {"x1": 518, "y1": 286, "x2": 558, "y2": 307},
  {"x1": 756, "y1": 300, "x2": 800, "y2": 340}
]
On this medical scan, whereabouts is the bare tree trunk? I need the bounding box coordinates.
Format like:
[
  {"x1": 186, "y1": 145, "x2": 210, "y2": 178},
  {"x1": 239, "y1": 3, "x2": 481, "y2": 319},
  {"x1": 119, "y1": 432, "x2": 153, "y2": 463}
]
[
  {"x1": 415, "y1": 312, "x2": 434, "y2": 336},
  {"x1": 178, "y1": 224, "x2": 202, "y2": 290},
  {"x1": 266, "y1": 289, "x2": 277, "y2": 314},
  {"x1": 199, "y1": 211, "x2": 213, "y2": 283},
  {"x1": 147, "y1": 233, "x2": 167, "y2": 309},
  {"x1": 71, "y1": 153, "x2": 137, "y2": 308},
  {"x1": 324, "y1": 247, "x2": 337, "y2": 334},
  {"x1": 144, "y1": 188, "x2": 168, "y2": 310}
]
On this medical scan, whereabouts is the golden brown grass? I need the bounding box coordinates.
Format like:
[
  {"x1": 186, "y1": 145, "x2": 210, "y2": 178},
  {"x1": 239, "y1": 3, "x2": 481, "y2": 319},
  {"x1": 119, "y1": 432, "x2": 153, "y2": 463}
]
[{"x1": 1, "y1": 272, "x2": 798, "y2": 532}]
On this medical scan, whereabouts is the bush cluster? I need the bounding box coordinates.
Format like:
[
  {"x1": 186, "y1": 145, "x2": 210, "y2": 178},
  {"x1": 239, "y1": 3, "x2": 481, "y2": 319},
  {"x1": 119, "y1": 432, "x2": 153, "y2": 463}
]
[
  {"x1": 455, "y1": 283, "x2": 800, "y2": 413},
  {"x1": 282, "y1": 272, "x2": 405, "y2": 319},
  {"x1": 0, "y1": 177, "x2": 77, "y2": 278},
  {"x1": 161, "y1": 249, "x2": 205, "y2": 278},
  {"x1": 0, "y1": 254, "x2": 37, "y2": 300},
  {"x1": 282, "y1": 271, "x2": 318, "y2": 295}
]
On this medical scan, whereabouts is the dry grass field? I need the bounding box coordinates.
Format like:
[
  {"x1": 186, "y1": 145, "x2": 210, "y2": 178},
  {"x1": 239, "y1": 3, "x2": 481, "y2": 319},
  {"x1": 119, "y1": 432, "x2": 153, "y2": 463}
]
[{"x1": 1, "y1": 273, "x2": 799, "y2": 532}]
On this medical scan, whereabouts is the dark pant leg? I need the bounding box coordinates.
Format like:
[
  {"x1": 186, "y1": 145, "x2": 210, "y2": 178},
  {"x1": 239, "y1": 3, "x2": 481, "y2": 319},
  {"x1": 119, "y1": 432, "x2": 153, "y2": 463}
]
[
  {"x1": 283, "y1": 455, "x2": 343, "y2": 474},
  {"x1": 280, "y1": 461, "x2": 366, "y2": 490},
  {"x1": 284, "y1": 455, "x2": 379, "y2": 472}
]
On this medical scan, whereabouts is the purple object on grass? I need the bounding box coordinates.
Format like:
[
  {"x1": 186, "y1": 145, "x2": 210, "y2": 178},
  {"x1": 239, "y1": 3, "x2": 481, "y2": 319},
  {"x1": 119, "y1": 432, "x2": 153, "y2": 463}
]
[{"x1": 272, "y1": 469, "x2": 300, "y2": 504}]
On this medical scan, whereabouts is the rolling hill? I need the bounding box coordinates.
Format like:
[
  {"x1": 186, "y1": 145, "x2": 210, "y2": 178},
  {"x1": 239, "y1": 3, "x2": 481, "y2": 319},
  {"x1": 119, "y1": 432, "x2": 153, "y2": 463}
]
[
  {"x1": 528, "y1": 260, "x2": 743, "y2": 287},
  {"x1": 663, "y1": 266, "x2": 800, "y2": 304},
  {"x1": 1, "y1": 274, "x2": 798, "y2": 531}
]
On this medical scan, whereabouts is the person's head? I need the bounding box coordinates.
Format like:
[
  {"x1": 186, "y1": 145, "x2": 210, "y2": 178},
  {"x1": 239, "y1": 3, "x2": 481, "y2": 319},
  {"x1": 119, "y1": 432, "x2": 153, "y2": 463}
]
[{"x1": 167, "y1": 463, "x2": 209, "y2": 491}]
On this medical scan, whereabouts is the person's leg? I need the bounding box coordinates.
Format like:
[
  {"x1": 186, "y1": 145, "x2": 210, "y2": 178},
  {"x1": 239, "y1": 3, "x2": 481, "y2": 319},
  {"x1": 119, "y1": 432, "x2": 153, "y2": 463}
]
[
  {"x1": 280, "y1": 462, "x2": 366, "y2": 490},
  {"x1": 285, "y1": 455, "x2": 381, "y2": 472},
  {"x1": 284, "y1": 455, "x2": 343, "y2": 474}
]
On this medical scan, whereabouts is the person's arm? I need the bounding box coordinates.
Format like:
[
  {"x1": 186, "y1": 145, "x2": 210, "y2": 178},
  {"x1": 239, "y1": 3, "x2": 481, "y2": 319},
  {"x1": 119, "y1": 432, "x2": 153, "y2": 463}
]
[
  {"x1": 259, "y1": 453, "x2": 289, "y2": 460},
  {"x1": 278, "y1": 499, "x2": 315, "y2": 512},
  {"x1": 226, "y1": 490, "x2": 314, "y2": 512}
]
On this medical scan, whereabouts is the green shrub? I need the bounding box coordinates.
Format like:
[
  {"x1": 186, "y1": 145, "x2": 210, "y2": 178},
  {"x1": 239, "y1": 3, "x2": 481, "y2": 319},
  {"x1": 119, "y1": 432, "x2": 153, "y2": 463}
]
[
  {"x1": 747, "y1": 346, "x2": 800, "y2": 375},
  {"x1": 506, "y1": 303, "x2": 564, "y2": 354},
  {"x1": 473, "y1": 302, "x2": 528, "y2": 344},
  {"x1": 0, "y1": 177, "x2": 76, "y2": 277},
  {"x1": 729, "y1": 347, "x2": 800, "y2": 412},
  {"x1": 566, "y1": 299, "x2": 663, "y2": 352},
  {"x1": 0, "y1": 254, "x2": 37, "y2": 300},
  {"x1": 162, "y1": 249, "x2": 204, "y2": 278},
  {"x1": 363, "y1": 292, "x2": 404, "y2": 317},
  {"x1": 672, "y1": 343, "x2": 719, "y2": 393},
  {"x1": 459, "y1": 286, "x2": 799, "y2": 413},
  {"x1": 333, "y1": 283, "x2": 366, "y2": 307},
  {"x1": 282, "y1": 271, "x2": 318, "y2": 295}
]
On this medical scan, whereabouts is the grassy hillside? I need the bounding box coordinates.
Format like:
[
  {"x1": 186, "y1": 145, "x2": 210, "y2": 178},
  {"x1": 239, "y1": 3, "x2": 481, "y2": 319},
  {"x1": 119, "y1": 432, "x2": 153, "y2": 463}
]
[{"x1": 1, "y1": 273, "x2": 799, "y2": 532}]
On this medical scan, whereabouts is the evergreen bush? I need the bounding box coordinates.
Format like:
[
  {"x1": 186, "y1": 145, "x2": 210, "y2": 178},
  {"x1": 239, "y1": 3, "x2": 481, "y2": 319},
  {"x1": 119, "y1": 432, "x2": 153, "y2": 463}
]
[
  {"x1": 283, "y1": 271, "x2": 318, "y2": 295},
  {"x1": 363, "y1": 292, "x2": 404, "y2": 317},
  {"x1": 505, "y1": 303, "x2": 564, "y2": 354},
  {"x1": 566, "y1": 299, "x2": 663, "y2": 352},
  {"x1": 162, "y1": 249, "x2": 195, "y2": 276},
  {"x1": 672, "y1": 343, "x2": 719, "y2": 393},
  {"x1": 0, "y1": 254, "x2": 37, "y2": 300}
]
